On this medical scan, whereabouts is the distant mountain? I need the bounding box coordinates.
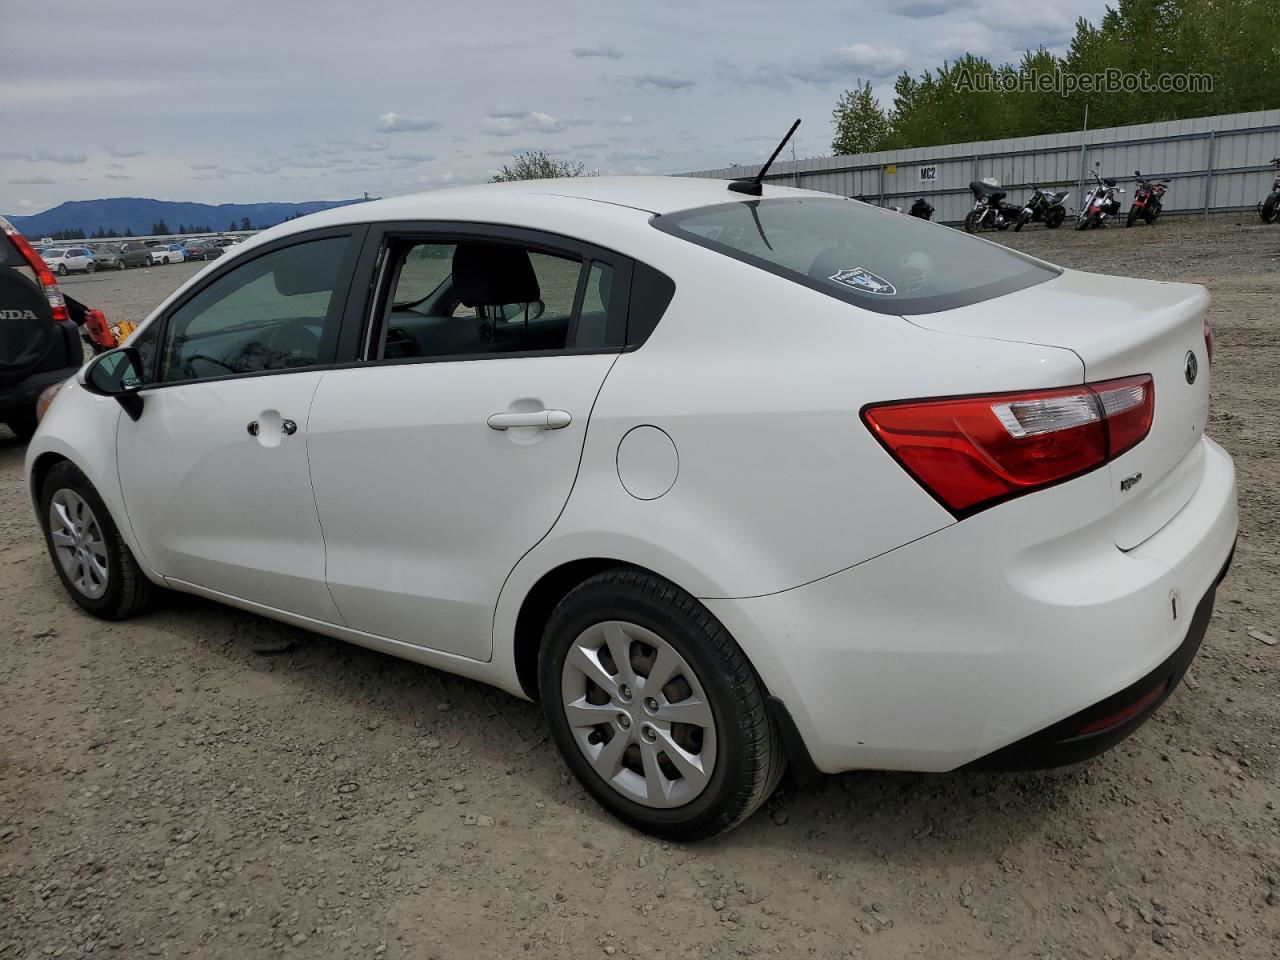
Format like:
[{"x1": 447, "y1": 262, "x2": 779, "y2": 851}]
[{"x1": 5, "y1": 197, "x2": 365, "y2": 237}]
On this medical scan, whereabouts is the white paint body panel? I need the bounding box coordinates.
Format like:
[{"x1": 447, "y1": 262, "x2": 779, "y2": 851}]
[{"x1": 24, "y1": 176, "x2": 1239, "y2": 775}]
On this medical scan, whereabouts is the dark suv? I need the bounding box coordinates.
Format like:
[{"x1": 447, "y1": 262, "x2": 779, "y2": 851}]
[{"x1": 1, "y1": 217, "x2": 115, "y2": 439}]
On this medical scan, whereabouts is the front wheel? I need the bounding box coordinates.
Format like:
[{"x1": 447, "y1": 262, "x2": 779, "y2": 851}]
[
  {"x1": 963, "y1": 210, "x2": 983, "y2": 234},
  {"x1": 539, "y1": 569, "x2": 784, "y2": 841},
  {"x1": 117, "y1": 259, "x2": 126, "y2": 270},
  {"x1": 1075, "y1": 214, "x2": 1091, "y2": 231},
  {"x1": 1146, "y1": 203, "x2": 1161, "y2": 225},
  {"x1": 1126, "y1": 206, "x2": 1140, "y2": 227},
  {"x1": 1014, "y1": 210, "x2": 1031, "y2": 232},
  {"x1": 57, "y1": 263, "x2": 68, "y2": 276},
  {"x1": 39, "y1": 461, "x2": 154, "y2": 620},
  {"x1": 1260, "y1": 195, "x2": 1279, "y2": 224},
  {"x1": 86, "y1": 261, "x2": 96, "y2": 273}
]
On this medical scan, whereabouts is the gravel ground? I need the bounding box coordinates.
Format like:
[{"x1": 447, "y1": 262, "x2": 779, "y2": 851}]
[{"x1": 2, "y1": 217, "x2": 1278, "y2": 959}]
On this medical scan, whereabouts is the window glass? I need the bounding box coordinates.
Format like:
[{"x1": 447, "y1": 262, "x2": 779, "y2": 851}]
[
  {"x1": 653, "y1": 197, "x2": 1057, "y2": 315},
  {"x1": 373, "y1": 240, "x2": 586, "y2": 361},
  {"x1": 159, "y1": 235, "x2": 349, "y2": 382},
  {"x1": 575, "y1": 262, "x2": 615, "y2": 349}
]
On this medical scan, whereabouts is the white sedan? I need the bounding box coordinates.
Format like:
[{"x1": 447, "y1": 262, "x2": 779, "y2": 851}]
[
  {"x1": 149, "y1": 243, "x2": 185, "y2": 265},
  {"x1": 25, "y1": 177, "x2": 1237, "y2": 839},
  {"x1": 40, "y1": 246, "x2": 95, "y2": 275}
]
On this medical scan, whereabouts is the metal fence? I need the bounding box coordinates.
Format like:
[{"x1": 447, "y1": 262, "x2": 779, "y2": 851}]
[{"x1": 683, "y1": 109, "x2": 1280, "y2": 224}]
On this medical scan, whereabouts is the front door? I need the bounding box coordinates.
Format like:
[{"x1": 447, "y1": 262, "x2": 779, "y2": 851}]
[
  {"x1": 117, "y1": 229, "x2": 364, "y2": 621},
  {"x1": 307, "y1": 233, "x2": 628, "y2": 659}
]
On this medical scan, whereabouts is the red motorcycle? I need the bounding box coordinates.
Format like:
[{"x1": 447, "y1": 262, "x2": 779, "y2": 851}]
[{"x1": 1127, "y1": 170, "x2": 1168, "y2": 227}]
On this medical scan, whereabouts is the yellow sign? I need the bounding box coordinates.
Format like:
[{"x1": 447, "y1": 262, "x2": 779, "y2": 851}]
[{"x1": 885, "y1": 164, "x2": 897, "y2": 175}]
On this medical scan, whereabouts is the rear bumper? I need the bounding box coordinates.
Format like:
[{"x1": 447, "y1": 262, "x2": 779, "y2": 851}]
[
  {"x1": 705, "y1": 435, "x2": 1238, "y2": 774},
  {"x1": 965, "y1": 542, "x2": 1232, "y2": 770},
  {"x1": 0, "y1": 366, "x2": 77, "y2": 416}
]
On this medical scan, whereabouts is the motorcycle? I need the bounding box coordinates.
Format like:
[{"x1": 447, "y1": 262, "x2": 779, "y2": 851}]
[
  {"x1": 1127, "y1": 171, "x2": 1168, "y2": 226},
  {"x1": 1013, "y1": 185, "x2": 1068, "y2": 231},
  {"x1": 1258, "y1": 158, "x2": 1280, "y2": 223},
  {"x1": 909, "y1": 197, "x2": 934, "y2": 221},
  {"x1": 963, "y1": 179, "x2": 1021, "y2": 233},
  {"x1": 1075, "y1": 171, "x2": 1124, "y2": 230}
]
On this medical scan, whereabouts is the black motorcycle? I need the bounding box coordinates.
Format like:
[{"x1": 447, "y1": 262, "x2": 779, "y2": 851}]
[
  {"x1": 1013, "y1": 185, "x2": 1068, "y2": 231},
  {"x1": 1259, "y1": 158, "x2": 1280, "y2": 224},
  {"x1": 963, "y1": 180, "x2": 1021, "y2": 233},
  {"x1": 909, "y1": 197, "x2": 934, "y2": 221}
]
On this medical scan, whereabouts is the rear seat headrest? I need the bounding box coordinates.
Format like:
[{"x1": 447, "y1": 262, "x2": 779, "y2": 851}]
[{"x1": 452, "y1": 242, "x2": 541, "y2": 307}]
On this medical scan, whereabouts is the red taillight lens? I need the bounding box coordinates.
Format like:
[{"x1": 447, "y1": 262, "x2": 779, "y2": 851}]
[
  {"x1": 1202, "y1": 317, "x2": 1213, "y2": 365},
  {"x1": 0, "y1": 215, "x2": 69, "y2": 323},
  {"x1": 862, "y1": 375, "x2": 1154, "y2": 517}
]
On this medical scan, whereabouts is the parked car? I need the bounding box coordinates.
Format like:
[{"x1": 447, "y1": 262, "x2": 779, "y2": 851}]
[
  {"x1": 27, "y1": 177, "x2": 1237, "y2": 839},
  {"x1": 1, "y1": 217, "x2": 115, "y2": 439},
  {"x1": 181, "y1": 240, "x2": 222, "y2": 261},
  {"x1": 117, "y1": 241, "x2": 155, "y2": 269},
  {"x1": 149, "y1": 243, "x2": 185, "y2": 265},
  {"x1": 41, "y1": 247, "x2": 95, "y2": 275},
  {"x1": 89, "y1": 243, "x2": 126, "y2": 271}
]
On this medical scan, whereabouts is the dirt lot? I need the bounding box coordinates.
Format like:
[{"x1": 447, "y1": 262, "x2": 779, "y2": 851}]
[{"x1": 2, "y1": 218, "x2": 1278, "y2": 959}]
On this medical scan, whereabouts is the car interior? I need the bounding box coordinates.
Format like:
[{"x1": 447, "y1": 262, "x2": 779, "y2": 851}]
[{"x1": 371, "y1": 240, "x2": 613, "y2": 361}]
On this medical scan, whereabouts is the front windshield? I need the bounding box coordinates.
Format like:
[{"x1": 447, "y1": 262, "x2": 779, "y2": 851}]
[{"x1": 652, "y1": 196, "x2": 1058, "y2": 315}]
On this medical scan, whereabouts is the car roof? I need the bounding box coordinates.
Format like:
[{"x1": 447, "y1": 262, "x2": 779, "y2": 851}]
[{"x1": 255, "y1": 176, "x2": 819, "y2": 236}]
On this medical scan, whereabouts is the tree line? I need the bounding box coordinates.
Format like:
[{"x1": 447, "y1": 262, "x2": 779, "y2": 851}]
[{"x1": 832, "y1": 0, "x2": 1276, "y2": 155}]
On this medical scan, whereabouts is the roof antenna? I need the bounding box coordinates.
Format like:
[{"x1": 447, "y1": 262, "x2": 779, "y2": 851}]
[{"x1": 728, "y1": 118, "x2": 800, "y2": 196}]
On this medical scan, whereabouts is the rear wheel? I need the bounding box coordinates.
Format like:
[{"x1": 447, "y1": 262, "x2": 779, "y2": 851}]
[
  {"x1": 1045, "y1": 206, "x2": 1065, "y2": 229},
  {"x1": 117, "y1": 259, "x2": 125, "y2": 270},
  {"x1": 1260, "y1": 195, "x2": 1279, "y2": 224},
  {"x1": 539, "y1": 569, "x2": 784, "y2": 840},
  {"x1": 39, "y1": 461, "x2": 154, "y2": 620},
  {"x1": 57, "y1": 263, "x2": 68, "y2": 276},
  {"x1": 86, "y1": 261, "x2": 96, "y2": 273}
]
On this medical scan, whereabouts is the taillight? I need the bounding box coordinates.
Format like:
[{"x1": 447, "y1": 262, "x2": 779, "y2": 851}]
[
  {"x1": 1202, "y1": 317, "x2": 1213, "y2": 365},
  {"x1": 0, "y1": 216, "x2": 69, "y2": 323},
  {"x1": 862, "y1": 375, "x2": 1154, "y2": 517}
]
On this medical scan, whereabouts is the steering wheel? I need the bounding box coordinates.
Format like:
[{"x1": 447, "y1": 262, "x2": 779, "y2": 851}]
[
  {"x1": 266, "y1": 319, "x2": 322, "y2": 363},
  {"x1": 182, "y1": 353, "x2": 238, "y2": 378}
]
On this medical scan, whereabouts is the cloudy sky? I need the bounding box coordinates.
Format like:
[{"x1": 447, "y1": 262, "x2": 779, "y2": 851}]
[{"x1": 1, "y1": 0, "x2": 1107, "y2": 215}]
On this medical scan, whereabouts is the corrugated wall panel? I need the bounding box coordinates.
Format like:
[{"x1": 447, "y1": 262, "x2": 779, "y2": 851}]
[{"x1": 683, "y1": 111, "x2": 1280, "y2": 223}]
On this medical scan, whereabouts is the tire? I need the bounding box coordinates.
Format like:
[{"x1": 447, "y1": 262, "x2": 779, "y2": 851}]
[
  {"x1": 38, "y1": 461, "x2": 154, "y2": 620},
  {"x1": 1260, "y1": 195, "x2": 1279, "y2": 224},
  {"x1": 1075, "y1": 215, "x2": 1091, "y2": 231},
  {"x1": 1147, "y1": 203, "x2": 1161, "y2": 225},
  {"x1": 4, "y1": 407, "x2": 38, "y2": 442},
  {"x1": 963, "y1": 210, "x2": 983, "y2": 234},
  {"x1": 1045, "y1": 207, "x2": 1065, "y2": 229},
  {"x1": 539, "y1": 569, "x2": 785, "y2": 841},
  {"x1": 1126, "y1": 206, "x2": 1140, "y2": 227},
  {"x1": 86, "y1": 261, "x2": 96, "y2": 273},
  {"x1": 57, "y1": 263, "x2": 68, "y2": 276},
  {"x1": 1014, "y1": 211, "x2": 1030, "y2": 232},
  {"x1": 117, "y1": 259, "x2": 125, "y2": 270}
]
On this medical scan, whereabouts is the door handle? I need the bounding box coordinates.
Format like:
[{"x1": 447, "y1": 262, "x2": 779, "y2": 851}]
[
  {"x1": 247, "y1": 418, "x2": 298, "y2": 437},
  {"x1": 486, "y1": 409, "x2": 572, "y2": 431}
]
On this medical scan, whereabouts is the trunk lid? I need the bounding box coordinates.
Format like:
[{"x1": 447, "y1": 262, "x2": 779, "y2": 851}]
[{"x1": 906, "y1": 269, "x2": 1210, "y2": 548}]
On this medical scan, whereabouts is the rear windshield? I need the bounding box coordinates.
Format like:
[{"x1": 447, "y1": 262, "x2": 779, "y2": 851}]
[{"x1": 651, "y1": 196, "x2": 1058, "y2": 315}]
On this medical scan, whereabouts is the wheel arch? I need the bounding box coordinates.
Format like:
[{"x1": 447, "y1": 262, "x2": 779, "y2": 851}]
[
  {"x1": 510, "y1": 557, "x2": 649, "y2": 701},
  {"x1": 29, "y1": 451, "x2": 70, "y2": 509}
]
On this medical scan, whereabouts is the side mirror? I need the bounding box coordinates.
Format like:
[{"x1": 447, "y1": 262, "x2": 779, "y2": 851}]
[{"x1": 79, "y1": 346, "x2": 145, "y2": 421}]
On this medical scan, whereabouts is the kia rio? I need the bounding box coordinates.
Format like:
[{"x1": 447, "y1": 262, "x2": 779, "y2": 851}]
[{"x1": 25, "y1": 177, "x2": 1237, "y2": 839}]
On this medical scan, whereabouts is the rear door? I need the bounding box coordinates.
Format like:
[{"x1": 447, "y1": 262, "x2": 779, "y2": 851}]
[{"x1": 306, "y1": 224, "x2": 631, "y2": 660}]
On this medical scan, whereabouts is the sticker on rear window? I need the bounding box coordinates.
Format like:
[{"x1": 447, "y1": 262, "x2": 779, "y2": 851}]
[{"x1": 828, "y1": 267, "x2": 896, "y2": 296}]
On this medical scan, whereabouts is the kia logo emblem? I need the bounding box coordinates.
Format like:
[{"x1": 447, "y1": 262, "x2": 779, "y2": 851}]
[{"x1": 1184, "y1": 350, "x2": 1198, "y2": 385}]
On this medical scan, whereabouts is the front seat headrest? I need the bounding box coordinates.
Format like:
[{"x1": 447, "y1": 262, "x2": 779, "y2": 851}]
[{"x1": 452, "y1": 242, "x2": 541, "y2": 307}]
